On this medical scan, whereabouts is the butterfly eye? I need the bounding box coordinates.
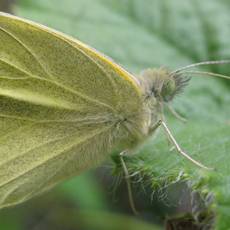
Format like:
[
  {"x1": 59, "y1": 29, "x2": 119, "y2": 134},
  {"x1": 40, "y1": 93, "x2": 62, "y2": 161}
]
[{"x1": 161, "y1": 79, "x2": 177, "y2": 102}]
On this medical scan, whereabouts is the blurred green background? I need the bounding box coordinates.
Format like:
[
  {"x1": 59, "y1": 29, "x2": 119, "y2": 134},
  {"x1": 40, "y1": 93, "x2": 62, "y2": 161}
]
[{"x1": 0, "y1": 0, "x2": 230, "y2": 229}]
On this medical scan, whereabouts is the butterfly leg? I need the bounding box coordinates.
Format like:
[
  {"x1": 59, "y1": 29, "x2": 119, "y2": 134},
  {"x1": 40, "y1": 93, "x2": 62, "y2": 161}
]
[
  {"x1": 119, "y1": 151, "x2": 139, "y2": 215},
  {"x1": 149, "y1": 120, "x2": 163, "y2": 134},
  {"x1": 159, "y1": 120, "x2": 214, "y2": 170}
]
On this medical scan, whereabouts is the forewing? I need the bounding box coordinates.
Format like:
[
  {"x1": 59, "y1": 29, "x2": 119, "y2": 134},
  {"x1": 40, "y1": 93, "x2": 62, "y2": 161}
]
[{"x1": 0, "y1": 13, "x2": 142, "y2": 208}]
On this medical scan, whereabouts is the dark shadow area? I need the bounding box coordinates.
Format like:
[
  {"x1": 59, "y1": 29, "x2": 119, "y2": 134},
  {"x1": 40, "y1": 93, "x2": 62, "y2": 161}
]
[{"x1": 0, "y1": 0, "x2": 15, "y2": 12}]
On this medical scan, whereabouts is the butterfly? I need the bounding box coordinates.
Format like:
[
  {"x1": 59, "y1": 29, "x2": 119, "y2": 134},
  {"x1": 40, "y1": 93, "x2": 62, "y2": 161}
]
[{"x1": 0, "y1": 12, "x2": 229, "y2": 209}]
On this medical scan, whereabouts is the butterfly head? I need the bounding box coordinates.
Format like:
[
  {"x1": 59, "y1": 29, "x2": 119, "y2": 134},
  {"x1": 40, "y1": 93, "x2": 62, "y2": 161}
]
[{"x1": 139, "y1": 68, "x2": 190, "y2": 103}]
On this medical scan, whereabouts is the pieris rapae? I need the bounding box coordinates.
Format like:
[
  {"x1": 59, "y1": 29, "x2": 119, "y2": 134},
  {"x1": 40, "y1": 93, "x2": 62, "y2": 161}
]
[{"x1": 0, "y1": 12, "x2": 230, "y2": 209}]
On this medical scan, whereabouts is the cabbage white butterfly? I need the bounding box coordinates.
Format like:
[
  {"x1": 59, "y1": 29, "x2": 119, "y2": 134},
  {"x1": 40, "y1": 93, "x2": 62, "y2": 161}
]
[{"x1": 0, "y1": 12, "x2": 229, "y2": 209}]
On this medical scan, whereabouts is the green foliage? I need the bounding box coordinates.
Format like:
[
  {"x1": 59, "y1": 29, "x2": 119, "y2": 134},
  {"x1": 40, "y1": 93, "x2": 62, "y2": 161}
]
[
  {"x1": 8, "y1": 0, "x2": 230, "y2": 229},
  {"x1": 76, "y1": 211, "x2": 162, "y2": 230},
  {"x1": 58, "y1": 172, "x2": 108, "y2": 210}
]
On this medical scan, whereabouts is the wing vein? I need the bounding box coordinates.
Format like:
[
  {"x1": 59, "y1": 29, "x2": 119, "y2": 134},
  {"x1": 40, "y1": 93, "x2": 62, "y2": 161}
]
[
  {"x1": 0, "y1": 58, "x2": 116, "y2": 111},
  {"x1": 0, "y1": 113, "x2": 114, "y2": 123},
  {"x1": 0, "y1": 124, "x2": 113, "y2": 188},
  {"x1": 0, "y1": 26, "x2": 117, "y2": 112},
  {"x1": 0, "y1": 26, "x2": 52, "y2": 79}
]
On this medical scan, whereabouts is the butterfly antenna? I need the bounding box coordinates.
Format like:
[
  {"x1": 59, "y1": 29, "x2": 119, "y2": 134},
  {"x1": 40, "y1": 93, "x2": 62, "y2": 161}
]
[
  {"x1": 171, "y1": 60, "x2": 230, "y2": 75},
  {"x1": 179, "y1": 70, "x2": 230, "y2": 80}
]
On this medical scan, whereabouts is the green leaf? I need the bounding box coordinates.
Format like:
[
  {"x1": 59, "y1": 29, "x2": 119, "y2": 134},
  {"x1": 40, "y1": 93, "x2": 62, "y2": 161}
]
[
  {"x1": 42, "y1": 209, "x2": 162, "y2": 230},
  {"x1": 58, "y1": 172, "x2": 108, "y2": 210},
  {"x1": 77, "y1": 211, "x2": 162, "y2": 230},
  {"x1": 11, "y1": 0, "x2": 230, "y2": 229}
]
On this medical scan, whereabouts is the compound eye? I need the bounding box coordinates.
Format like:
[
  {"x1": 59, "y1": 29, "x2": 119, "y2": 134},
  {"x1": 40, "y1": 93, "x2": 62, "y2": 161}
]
[{"x1": 161, "y1": 80, "x2": 176, "y2": 102}]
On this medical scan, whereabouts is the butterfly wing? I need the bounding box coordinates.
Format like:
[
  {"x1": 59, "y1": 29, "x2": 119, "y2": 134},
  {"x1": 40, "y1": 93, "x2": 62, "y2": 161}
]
[{"x1": 0, "y1": 13, "x2": 143, "y2": 208}]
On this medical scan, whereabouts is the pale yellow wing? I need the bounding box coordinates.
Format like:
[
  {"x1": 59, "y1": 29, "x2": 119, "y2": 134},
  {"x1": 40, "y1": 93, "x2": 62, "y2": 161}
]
[{"x1": 0, "y1": 12, "x2": 144, "y2": 208}]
